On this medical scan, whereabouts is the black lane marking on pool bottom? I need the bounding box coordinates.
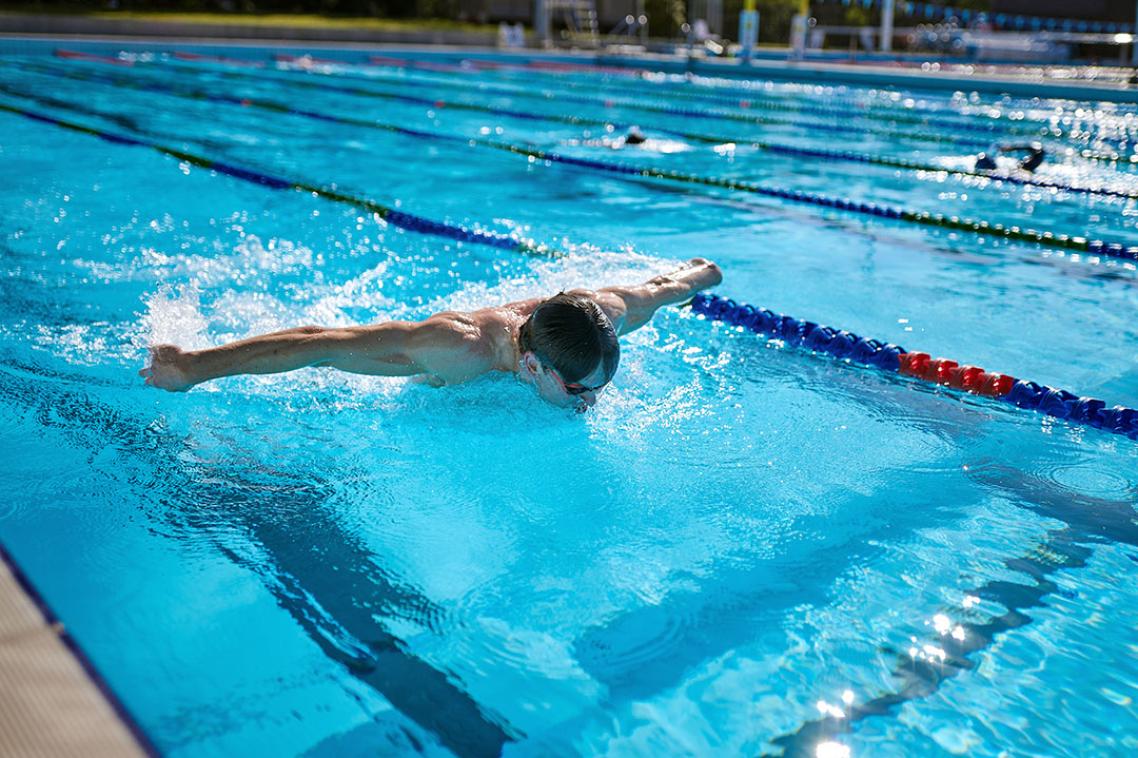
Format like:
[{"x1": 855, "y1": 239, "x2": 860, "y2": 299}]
[
  {"x1": 767, "y1": 528, "x2": 1093, "y2": 757},
  {"x1": 0, "y1": 365, "x2": 514, "y2": 757},
  {"x1": 0, "y1": 80, "x2": 237, "y2": 157},
  {"x1": 765, "y1": 464, "x2": 1138, "y2": 756},
  {"x1": 333, "y1": 54, "x2": 1050, "y2": 140},
  {"x1": 0, "y1": 101, "x2": 554, "y2": 257},
  {"x1": 9, "y1": 68, "x2": 1136, "y2": 264},
  {"x1": 568, "y1": 365, "x2": 1008, "y2": 703},
  {"x1": 157, "y1": 54, "x2": 994, "y2": 150},
  {"x1": 369, "y1": 54, "x2": 1076, "y2": 136},
  {"x1": 27, "y1": 58, "x2": 1138, "y2": 203},
  {"x1": 311, "y1": 56, "x2": 1138, "y2": 170},
  {"x1": 73, "y1": 52, "x2": 1138, "y2": 169},
  {"x1": 0, "y1": 541, "x2": 161, "y2": 757},
  {"x1": 566, "y1": 351, "x2": 995, "y2": 693},
  {"x1": 48, "y1": 56, "x2": 1138, "y2": 255}
]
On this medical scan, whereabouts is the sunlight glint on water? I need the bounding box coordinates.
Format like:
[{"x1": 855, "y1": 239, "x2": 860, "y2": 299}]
[{"x1": 0, "y1": 41, "x2": 1136, "y2": 757}]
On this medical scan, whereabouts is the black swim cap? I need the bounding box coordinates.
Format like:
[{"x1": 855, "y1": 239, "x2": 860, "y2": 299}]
[{"x1": 518, "y1": 293, "x2": 620, "y2": 384}]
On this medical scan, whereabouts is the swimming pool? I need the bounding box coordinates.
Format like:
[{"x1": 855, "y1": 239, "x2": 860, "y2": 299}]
[{"x1": 1, "y1": 38, "x2": 1136, "y2": 757}]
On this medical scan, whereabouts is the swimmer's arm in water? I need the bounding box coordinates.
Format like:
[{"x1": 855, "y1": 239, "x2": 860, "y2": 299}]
[
  {"x1": 576, "y1": 257, "x2": 722, "y2": 335},
  {"x1": 140, "y1": 314, "x2": 493, "y2": 392}
]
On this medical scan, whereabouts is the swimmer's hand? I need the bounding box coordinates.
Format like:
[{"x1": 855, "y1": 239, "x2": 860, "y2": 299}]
[{"x1": 140, "y1": 345, "x2": 198, "y2": 392}]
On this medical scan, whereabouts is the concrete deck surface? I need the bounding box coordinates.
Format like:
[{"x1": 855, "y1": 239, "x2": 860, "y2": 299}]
[{"x1": 0, "y1": 552, "x2": 146, "y2": 757}]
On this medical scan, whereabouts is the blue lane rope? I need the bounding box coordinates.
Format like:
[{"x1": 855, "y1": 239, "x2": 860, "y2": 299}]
[
  {"x1": 356, "y1": 56, "x2": 1138, "y2": 166},
  {"x1": 10, "y1": 64, "x2": 1138, "y2": 263},
  {"x1": 6, "y1": 71, "x2": 1131, "y2": 440},
  {"x1": 147, "y1": 49, "x2": 1138, "y2": 167},
  {"x1": 293, "y1": 58, "x2": 1138, "y2": 166},
  {"x1": 310, "y1": 52, "x2": 1067, "y2": 139},
  {"x1": 691, "y1": 293, "x2": 1138, "y2": 440},
  {"x1": 446, "y1": 141, "x2": 1138, "y2": 262},
  {"x1": 0, "y1": 102, "x2": 555, "y2": 256},
  {"x1": 154, "y1": 54, "x2": 994, "y2": 150},
  {"x1": 313, "y1": 55, "x2": 1045, "y2": 140},
  {"x1": 32, "y1": 57, "x2": 1138, "y2": 202}
]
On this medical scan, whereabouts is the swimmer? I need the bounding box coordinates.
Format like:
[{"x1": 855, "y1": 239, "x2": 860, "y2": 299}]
[
  {"x1": 569, "y1": 125, "x2": 689, "y2": 154},
  {"x1": 573, "y1": 125, "x2": 650, "y2": 150},
  {"x1": 140, "y1": 257, "x2": 722, "y2": 411},
  {"x1": 974, "y1": 142, "x2": 1046, "y2": 173},
  {"x1": 623, "y1": 125, "x2": 647, "y2": 145}
]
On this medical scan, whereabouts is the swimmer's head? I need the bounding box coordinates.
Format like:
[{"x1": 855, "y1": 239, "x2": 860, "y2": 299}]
[
  {"x1": 1019, "y1": 143, "x2": 1045, "y2": 172},
  {"x1": 517, "y1": 292, "x2": 620, "y2": 410},
  {"x1": 625, "y1": 126, "x2": 647, "y2": 145}
]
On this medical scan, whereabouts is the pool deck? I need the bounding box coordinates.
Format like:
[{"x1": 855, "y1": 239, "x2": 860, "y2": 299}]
[{"x1": 0, "y1": 548, "x2": 148, "y2": 757}]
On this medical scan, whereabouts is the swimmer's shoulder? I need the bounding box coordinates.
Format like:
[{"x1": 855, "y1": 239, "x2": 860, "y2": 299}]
[
  {"x1": 409, "y1": 311, "x2": 497, "y2": 383},
  {"x1": 420, "y1": 310, "x2": 490, "y2": 351}
]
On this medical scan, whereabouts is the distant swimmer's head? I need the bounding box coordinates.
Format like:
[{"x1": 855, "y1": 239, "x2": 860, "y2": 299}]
[
  {"x1": 1019, "y1": 143, "x2": 1045, "y2": 172},
  {"x1": 517, "y1": 292, "x2": 620, "y2": 410},
  {"x1": 625, "y1": 126, "x2": 647, "y2": 145},
  {"x1": 974, "y1": 151, "x2": 997, "y2": 171}
]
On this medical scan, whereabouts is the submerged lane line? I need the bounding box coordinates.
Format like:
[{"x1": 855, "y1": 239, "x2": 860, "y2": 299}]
[
  {"x1": 264, "y1": 59, "x2": 996, "y2": 148},
  {"x1": 0, "y1": 101, "x2": 556, "y2": 257},
  {"x1": 10, "y1": 65, "x2": 1138, "y2": 263},
  {"x1": 67, "y1": 56, "x2": 1132, "y2": 202},
  {"x1": 0, "y1": 368, "x2": 515, "y2": 756},
  {"x1": 247, "y1": 53, "x2": 1138, "y2": 169},
  {"x1": 64, "y1": 55, "x2": 654, "y2": 135},
  {"x1": 279, "y1": 52, "x2": 1042, "y2": 138},
  {"x1": 692, "y1": 293, "x2": 1138, "y2": 440},
  {"x1": 426, "y1": 55, "x2": 1081, "y2": 125},
  {"x1": 148, "y1": 52, "x2": 993, "y2": 150},
  {"x1": 769, "y1": 525, "x2": 1109, "y2": 755}
]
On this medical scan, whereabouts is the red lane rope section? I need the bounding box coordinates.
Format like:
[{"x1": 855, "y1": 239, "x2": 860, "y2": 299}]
[
  {"x1": 172, "y1": 51, "x2": 265, "y2": 68},
  {"x1": 898, "y1": 352, "x2": 1017, "y2": 398},
  {"x1": 54, "y1": 49, "x2": 133, "y2": 67}
]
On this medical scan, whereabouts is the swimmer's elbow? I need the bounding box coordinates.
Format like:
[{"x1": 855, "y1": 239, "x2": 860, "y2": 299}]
[{"x1": 704, "y1": 260, "x2": 723, "y2": 286}]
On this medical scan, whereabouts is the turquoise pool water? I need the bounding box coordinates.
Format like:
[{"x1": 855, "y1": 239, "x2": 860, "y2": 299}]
[{"x1": 1, "y1": 40, "x2": 1137, "y2": 757}]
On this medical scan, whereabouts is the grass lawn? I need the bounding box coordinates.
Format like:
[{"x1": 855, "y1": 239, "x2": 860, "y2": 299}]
[{"x1": 0, "y1": 7, "x2": 497, "y2": 33}]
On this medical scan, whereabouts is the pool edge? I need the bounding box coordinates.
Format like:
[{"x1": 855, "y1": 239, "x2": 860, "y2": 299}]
[{"x1": 0, "y1": 542, "x2": 156, "y2": 758}]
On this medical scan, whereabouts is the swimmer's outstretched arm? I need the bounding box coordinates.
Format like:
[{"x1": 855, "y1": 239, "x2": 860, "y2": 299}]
[
  {"x1": 578, "y1": 257, "x2": 722, "y2": 335},
  {"x1": 141, "y1": 315, "x2": 492, "y2": 392}
]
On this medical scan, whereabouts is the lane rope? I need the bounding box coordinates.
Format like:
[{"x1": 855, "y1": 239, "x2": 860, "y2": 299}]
[
  {"x1": 350, "y1": 53, "x2": 1046, "y2": 138},
  {"x1": 156, "y1": 51, "x2": 993, "y2": 149},
  {"x1": 5, "y1": 68, "x2": 1131, "y2": 441},
  {"x1": 291, "y1": 53, "x2": 1138, "y2": 167},
  {"x1": 54, "y1": 49, "x2": 1138, "y2": 168},
  {"x1": 691, "y1": 293, "x2": 1138, "y2": 440},
  {"x1": 290, "y1": 51, "x2": 1091, "y2": 143},
  {"x1": 31, "y1": 56, "x2": 1138, "y2": 203},
  {"x1": 13, "y1": 63, "x2": 1138, "y2": 262},
  {"x1": 0, "y1": 102, "x2": 556, "y2": 257}
]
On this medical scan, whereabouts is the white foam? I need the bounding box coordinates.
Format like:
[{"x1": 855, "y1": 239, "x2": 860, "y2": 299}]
[
  {"x1": 127, "y1": 237, "x2": 700, "y2": 411},
  {"x1": 137, "y1": 283, "x2": 211, "y2": 351},
  {"x1": 32, "y1": 323, "x2": 136, "y2": 366}
]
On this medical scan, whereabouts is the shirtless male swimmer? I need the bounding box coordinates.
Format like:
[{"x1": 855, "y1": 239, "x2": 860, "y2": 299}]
[{"x1": 141, "y1": 257, "x2": 722, "y2": 411}]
